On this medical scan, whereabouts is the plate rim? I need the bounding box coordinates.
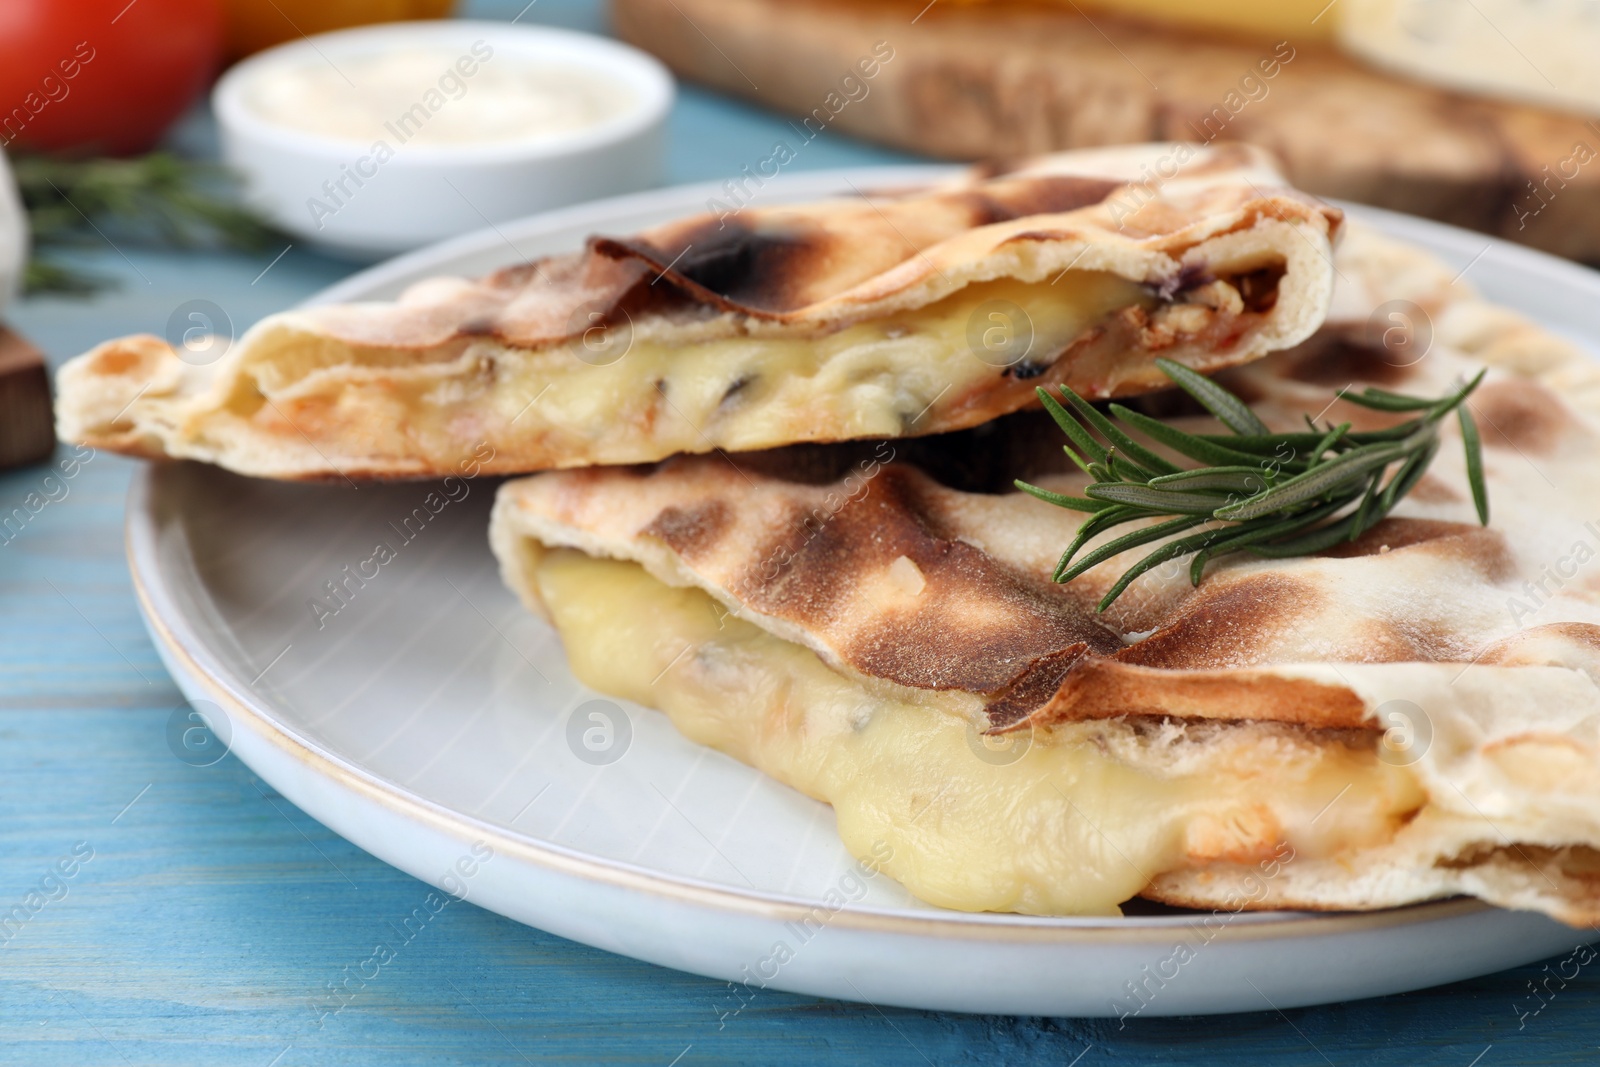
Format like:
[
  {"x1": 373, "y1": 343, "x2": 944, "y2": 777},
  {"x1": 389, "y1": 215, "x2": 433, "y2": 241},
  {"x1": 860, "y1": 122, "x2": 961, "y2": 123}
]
[{"x1": 131, "y1": 164, "x2": 1600, "y2": 947}]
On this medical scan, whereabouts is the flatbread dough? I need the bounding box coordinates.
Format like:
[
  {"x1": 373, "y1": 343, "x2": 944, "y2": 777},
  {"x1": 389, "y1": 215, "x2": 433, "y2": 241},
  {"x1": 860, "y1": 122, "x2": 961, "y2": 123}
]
[{"x1": 55, "y1": 143, "x2": 1338, "y2": 480}]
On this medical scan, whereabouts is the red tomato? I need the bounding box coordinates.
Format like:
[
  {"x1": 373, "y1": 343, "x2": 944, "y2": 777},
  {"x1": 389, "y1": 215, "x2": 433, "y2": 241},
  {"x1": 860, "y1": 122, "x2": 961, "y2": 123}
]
[{"x1": 0, "y1": 0, "x2": 225, "y2": 156}]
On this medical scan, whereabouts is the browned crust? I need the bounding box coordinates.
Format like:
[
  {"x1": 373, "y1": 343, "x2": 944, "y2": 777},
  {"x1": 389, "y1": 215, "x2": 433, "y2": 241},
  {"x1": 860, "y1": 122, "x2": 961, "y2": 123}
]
[
  {"x1": 587, "y1": 174, "x2": 1133, "y2": 320},
  {"x1": 504, "y1": 449, "x2": 1395, "y2": 731},
  {"x1": 1002, "y1": 660, "x2": 1371, "y2": 732},
  {"x1": 1144, "y1": 844, "x2": 1600, "y2": 925},
  {"x1": 291, "y1": 148, "x2": 1337, "y2": 353},
  {"x1": 652, "y1": 464, "x2": 1129, "y2": 695},
  {"x1": 1135, "y1": 882, "x2": 1413, "y2": 914}
]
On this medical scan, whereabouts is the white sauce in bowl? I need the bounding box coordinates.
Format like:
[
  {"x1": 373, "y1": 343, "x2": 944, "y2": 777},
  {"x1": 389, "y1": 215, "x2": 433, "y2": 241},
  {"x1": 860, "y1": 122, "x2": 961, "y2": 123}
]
[{"x1": 240, "y1": 44, "x2": 638, "y2": 147}]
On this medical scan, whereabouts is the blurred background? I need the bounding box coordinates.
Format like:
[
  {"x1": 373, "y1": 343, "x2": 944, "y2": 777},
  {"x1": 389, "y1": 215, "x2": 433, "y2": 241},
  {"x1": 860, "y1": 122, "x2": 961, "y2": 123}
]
[
  {"x1": 8, "y1": 0, "x2": 1600, "y2": 465},
  {"x1": 5, "y1": 0, "x2": 1600, "y2": 284}
]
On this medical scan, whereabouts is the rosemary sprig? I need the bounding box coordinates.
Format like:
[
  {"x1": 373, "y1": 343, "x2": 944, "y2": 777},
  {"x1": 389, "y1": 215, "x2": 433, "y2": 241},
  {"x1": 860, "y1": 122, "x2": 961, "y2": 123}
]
[
  {"x1": 1016, "y1": 358, "x2": 1490, "y2": 611},
  {"x1": 12, "y1": 153, "x2": 277, "y2": 295}
]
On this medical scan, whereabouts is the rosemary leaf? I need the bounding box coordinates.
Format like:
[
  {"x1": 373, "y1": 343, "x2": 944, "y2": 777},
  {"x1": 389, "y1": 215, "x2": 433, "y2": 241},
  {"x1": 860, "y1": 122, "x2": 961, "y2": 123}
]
[
  {"x1": 1459, "y1": 406, "x2": 1489, "y2": 524},
  {"x1": 1247, "y1": 513, "x2": 1367, "y2": 557},
  {"x1": 1305, "y1": 422, "x2": 1352, "y2": 467},
  {"x1": 1052, "y1": 505, "x2": 1143, "y2": 581},
  {"x1": 1214, "y1": 441, "x2": 1407, "y2": 520},
  {"x1": 1350, "y1": 471, "x2": 1383, "y2": 542},
  {"x1": 1199, "y1": 423, "x2": 1423, "y2": 450},
  {"x1": 1055, "y1": 386, "x2": 1181, "y2": 477},
  {"x1": 1013, "y1": 480, "x2": 1111, "y2": 513},
  {"x1": 1057, "y1": 515, "x2": 1211, "y2": 584},
  {"x1": 1338, "y1": 387, "x2": 1439, "y2": 412},
  {"x1": 1345, "y1": 421, "x2": 1430, "y2": 445},
  {"x1": 1096, "y1": 524, "x2": 1249, "y2": 611},
  {"x1": 1191, "y1": 431, "x2": 1324, "y2": 454},
  {"x1": 1110, "y1": 406, "x2": 1290, "y2": 469},
  {"x1": 1154, "y1": 357, "x2": 1270, "y2": 435},
  {"x1": 1061, "y1": 445, "x2": 1095, "y2": 477},
  {"x1": 1039, "y1": 388, "x2": 1108, "y2": 464},
  {"x1": 1379, "y1": 436, "x2": 1441, "y2": 513},
  {"x1": 1085, "y1": 483, "x2": 1236, "y2": 515},
  {"x1": 13, "y1": 151, "x2": 278, "y2": 296},
  {"x1": 1425, "y1": 369, "x2": 1489, "y2": 424},
  {"x1": 1148, "y1": 466, "x2": 1271, "y2": 493},
  {"x1": 1187, "y1": 500, "x2": 1349, "y2": 585},
  {"x1": 1107, "y1": 450, "x2": 1159, "y2": 483}
]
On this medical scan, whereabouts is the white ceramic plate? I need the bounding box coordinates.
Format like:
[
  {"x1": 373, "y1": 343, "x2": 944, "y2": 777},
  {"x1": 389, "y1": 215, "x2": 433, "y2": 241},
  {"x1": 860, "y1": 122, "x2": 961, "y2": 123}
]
[{"x1": 129, "y1": 168, "x2": 1600, "y2": 1017}]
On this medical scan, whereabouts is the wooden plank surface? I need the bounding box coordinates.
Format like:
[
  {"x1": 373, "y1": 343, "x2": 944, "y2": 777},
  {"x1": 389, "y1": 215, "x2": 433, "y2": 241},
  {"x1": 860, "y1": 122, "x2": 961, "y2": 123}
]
[
  {"x1": 1, "y1": 0, "x2": 1597, "y2": 1062},
  {"x1": 613, "y1": 0, "x2": 1600, "y2": 262}
]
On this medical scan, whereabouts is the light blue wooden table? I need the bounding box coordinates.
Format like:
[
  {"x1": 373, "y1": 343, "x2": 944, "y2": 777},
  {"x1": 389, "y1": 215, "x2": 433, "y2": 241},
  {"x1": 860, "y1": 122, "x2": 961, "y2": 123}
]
[{"x1": 2, "y1": 1, "x2": 1596, "y2": 1062}]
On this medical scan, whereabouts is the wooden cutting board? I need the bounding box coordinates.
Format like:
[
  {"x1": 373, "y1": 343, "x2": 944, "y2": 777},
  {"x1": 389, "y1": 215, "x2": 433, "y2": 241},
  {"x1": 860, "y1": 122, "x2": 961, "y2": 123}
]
[
  {"x1": 0, "y1": 324, "x2": 54, "y2": 470},
  {"x1": 613, "y1": 0, "x2": 1600, "y2": 261}
]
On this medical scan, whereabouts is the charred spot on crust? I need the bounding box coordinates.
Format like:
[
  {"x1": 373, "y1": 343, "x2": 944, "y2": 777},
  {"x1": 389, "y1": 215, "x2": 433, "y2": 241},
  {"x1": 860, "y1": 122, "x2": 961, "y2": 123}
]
[
  {"x1": 671, "y1": 223, "x2": 818, "y2": 304},
  {"x1": 1405, "y1": 473, "x2": 1464, "y2": 505},
  {"x1": 91, "y1": 345, "x2": 150, "y2": 376},
  {"x1": 955, "y1": 192, "x2": 1028, "y2": 229},
  {"x1": 1471, "y1": 378, "x2": 1572, "y2": 455},
  {"x1": 594, "y1": 217, "x2": 833, "y2": 316},
  {"x1": 734, "y1": 487, "x2": 910, "y2": 626},
  {"x1": 642, "y1": 501, "x2": 732, "y2": 556},
  {"x1": 1276, "y1": 332, "x2": 1419, "y2": 389},
  {"x1": 983, "y1": 645, "x2": 1092, "y2": 730},
  {"x1": 1115, "y1": 573, "x2": 1321, "y2": 671},
  {"x1": 958, "y1": 175, "x2": 1123, "y2": 225},
  {"x1": 1531, "y1": 622, "x2": 1600, "y2": 652},
  {"x1": 966, "y1": 158, "x2": 1025, "y2": 182},
  {"x1": 731, "y1": 467, "x2": 1124, "y2": 694},
  {"x1": 1008, "y1": 658, "x2": 1374, "y2": 730},
  {"x1": 1322, "y1": 517, "x2": 1513, "y2": 578},
  {"x1": 1320, "y1": 517, "x2": 1476, "y2": 558}
]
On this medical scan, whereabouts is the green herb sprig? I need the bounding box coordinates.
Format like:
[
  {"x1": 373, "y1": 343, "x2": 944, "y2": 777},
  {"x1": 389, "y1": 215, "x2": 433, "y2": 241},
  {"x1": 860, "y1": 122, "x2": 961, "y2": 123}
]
[
  {"x1": 12, "y1": 153, "x2": 277, "y2": 295},
  {"x1": 1015, "y1": 358, "x2": 1489, "y2": 611}
]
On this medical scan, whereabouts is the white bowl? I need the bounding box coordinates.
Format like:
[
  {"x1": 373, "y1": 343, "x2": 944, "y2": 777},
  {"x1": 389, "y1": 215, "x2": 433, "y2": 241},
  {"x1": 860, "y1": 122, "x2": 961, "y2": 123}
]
[{"x1": 213, "y1": 20, "x2": 674, "y2": 259}]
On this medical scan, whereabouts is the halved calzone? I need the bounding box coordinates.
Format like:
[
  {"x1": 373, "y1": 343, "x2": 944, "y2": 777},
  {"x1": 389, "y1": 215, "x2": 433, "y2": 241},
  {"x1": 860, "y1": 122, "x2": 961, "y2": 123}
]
[
  {"x1": 56, "y1": 144, "x2": 1338, "y2": 480},
  {"x1": 489, "y1": 222, "x2": 1600, "y2": 924}
]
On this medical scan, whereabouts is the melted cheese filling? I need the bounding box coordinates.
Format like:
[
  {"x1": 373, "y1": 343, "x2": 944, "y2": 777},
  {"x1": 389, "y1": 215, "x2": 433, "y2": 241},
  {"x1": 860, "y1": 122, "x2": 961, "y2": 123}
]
[
  {"x1": 533, "y1": 548, "x2": 1426, "y2": 915},
  {"x1": 499, "y1": 273, "x2": 1159, "y2": 450},
  {"x1": 237, "y1": 272, "x2": 1210, "y2": 465}
]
